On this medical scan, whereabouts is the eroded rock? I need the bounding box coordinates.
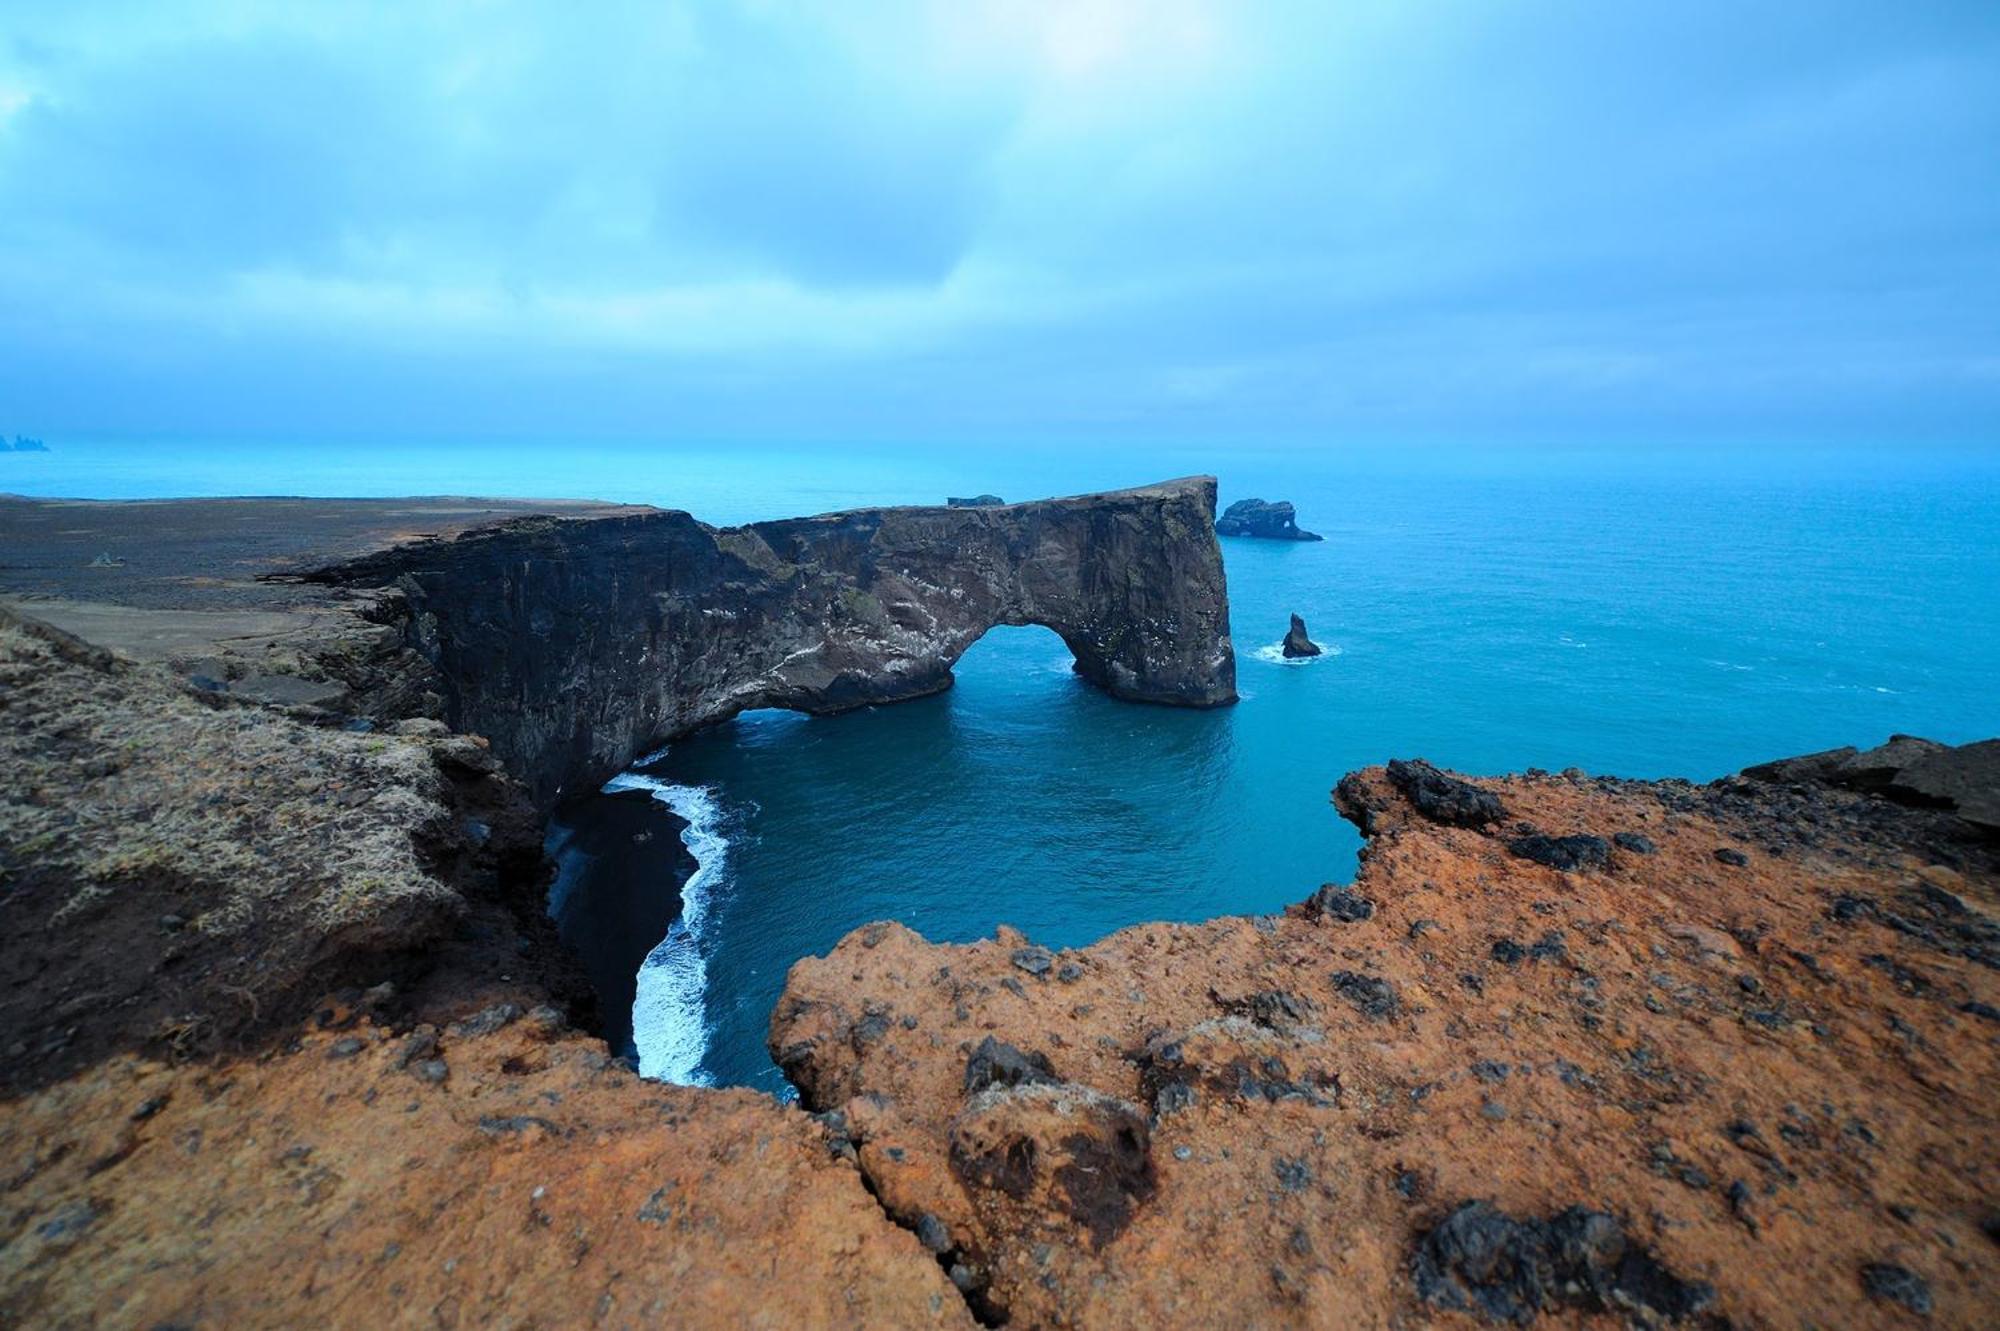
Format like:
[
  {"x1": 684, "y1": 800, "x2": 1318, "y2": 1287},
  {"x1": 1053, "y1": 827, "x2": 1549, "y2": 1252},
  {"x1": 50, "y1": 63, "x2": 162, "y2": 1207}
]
[
  {"x1": 1381, "y1": 758, "x2": 1507, "y2": 828},
  {"x1": 1412, "y1": 1200, "x2": 1714, "y2": 1324},
  {"x1": 1281, "y1": 613, "x2": 1322, "y2": 658},
  {"x1": 1215, "y1": 497, "x2": 1322, "y2": 541},
  {"x1": 949, "y1": 1081, "x2": 1156, "y2": 1252},
  {"x1": 774, "y1": 756, "x2": 1998, "y2": 1327},
  {"x1": 311, "y1": 478, "x2": 1239, "y2": 803}
]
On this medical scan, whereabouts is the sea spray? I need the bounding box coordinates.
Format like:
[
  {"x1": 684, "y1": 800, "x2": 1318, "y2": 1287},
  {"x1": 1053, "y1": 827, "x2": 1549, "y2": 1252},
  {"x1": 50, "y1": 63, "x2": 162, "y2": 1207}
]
[
  {"x1": 1250, "y1": 641, "x2": 1341, "y2": 666},
  {"x1": 602, "y1": 768, "x2": 728, "y2": 1085}
]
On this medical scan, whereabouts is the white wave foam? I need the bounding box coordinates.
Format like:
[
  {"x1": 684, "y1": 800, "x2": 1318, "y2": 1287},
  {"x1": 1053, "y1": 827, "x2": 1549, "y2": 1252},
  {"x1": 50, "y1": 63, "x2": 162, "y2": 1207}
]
[
  {"x1": 1250, "y1": 642, "x2": 1340, "y2": 666},
  {"x1": 602, "y1": 769, "x2": 728, "y2": 1086}
]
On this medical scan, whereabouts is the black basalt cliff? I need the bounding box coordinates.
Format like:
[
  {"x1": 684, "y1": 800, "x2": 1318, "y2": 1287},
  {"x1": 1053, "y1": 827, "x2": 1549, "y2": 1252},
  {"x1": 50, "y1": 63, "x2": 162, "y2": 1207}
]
[{"x1": 308, "y1": 477, "x2": 1237, "y2": 804}]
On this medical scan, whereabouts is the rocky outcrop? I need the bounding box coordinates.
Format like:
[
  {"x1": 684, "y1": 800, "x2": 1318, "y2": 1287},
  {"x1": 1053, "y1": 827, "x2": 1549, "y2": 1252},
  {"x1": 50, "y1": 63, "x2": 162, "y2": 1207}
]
[
  {"x1": 10, "y1": 491, "x2": 1999, "y2": 1327},
  {"x1": 310, "y1": 477, "x2": 1237, "y2": 804},
  {"x1": 6, "y1": 602, "x2": 1997, "y2": 1328},
  {"x1": 774, "y1": 759, "x2": 1999, "y2": 1327},
  {"x1": 0, "y1": 603, "x2": 971, "y2": 1328},
  {"x1": 1216, "y1": 497, "x2": 1321, "y2": 541},
  {"x1": 1281, "y1": 612, "x2": 1321, "y2": 658},
  {"x1": 1745, "y1": 734, "x2": 2000, "y2": 834},
  {"x1": 0, "y1": 605, "x2": 564, "y2": 1092}
]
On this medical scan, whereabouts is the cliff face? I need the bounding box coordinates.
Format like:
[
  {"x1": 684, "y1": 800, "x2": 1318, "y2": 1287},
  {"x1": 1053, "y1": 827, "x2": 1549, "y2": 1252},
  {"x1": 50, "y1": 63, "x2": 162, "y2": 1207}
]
[
  {"x1": 4, "y1": 599, "x2": 1993, "y2": 1326},
  {"x1": 0, "y1": 602, "x2": 970, "y2": 1328},
  {"x1": 311, "y1": 477, "x2": 1237, "y2": 804}
]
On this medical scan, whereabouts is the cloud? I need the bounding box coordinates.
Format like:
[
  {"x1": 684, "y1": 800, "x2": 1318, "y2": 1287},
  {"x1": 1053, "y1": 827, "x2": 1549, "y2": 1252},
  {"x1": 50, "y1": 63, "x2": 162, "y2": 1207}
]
[{"x1": 0, "y1": 0, "x2": 1996, "y2": 442}]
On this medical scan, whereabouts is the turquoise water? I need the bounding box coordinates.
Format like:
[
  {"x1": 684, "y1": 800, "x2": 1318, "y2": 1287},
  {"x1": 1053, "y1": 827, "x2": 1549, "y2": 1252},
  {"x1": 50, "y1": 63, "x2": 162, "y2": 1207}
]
[{"x1": 9, "y1": 440, "x2": 1998, "y2": 1092}]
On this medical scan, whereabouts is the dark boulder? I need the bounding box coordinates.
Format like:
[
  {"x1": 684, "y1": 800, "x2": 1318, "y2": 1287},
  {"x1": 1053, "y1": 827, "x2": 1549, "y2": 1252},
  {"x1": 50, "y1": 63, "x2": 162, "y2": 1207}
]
[
  {"x1": 1329, "y1": 970, "x2": 1399, "y2": 1019},
  {"x1": 1386, "y1": 758, "x2": 1507, "y2": 828},
  {"x1": 1890, "y1": 738, "x2": 2000, "y2": 834},
  {"x1": 1281, "y1": 613, "x2": 1322, "y2": 659},
  {"x1": 964, "y1": 1037, "x2": 1057, "y2": 1094},
  {"x1": 1742, "y1": 734, "x2": 1998, "y2": 835},
  {"x1": 1306, "y1": 884, "x2": 1375, "y2": 922},
  {"x1": 1412, "y1": 1200, "x2": 1715, "y2": 1324},
  {"x1": 1859, "y1": 1262, "x2": 1932, "y2": 1315},
  {"x1": 1215, "y1": 498, "x2": 1322, "y2": 541},
  {"x1": 1508, "y1": 834, "x2": 1613, "y2": 873}
]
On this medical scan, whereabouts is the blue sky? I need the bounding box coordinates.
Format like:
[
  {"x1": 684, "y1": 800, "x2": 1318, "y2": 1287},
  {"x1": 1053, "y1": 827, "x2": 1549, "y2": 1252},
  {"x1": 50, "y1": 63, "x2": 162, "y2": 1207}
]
[{"x1": 1, "y1": 1, "x2": 1996, "y2": 446}]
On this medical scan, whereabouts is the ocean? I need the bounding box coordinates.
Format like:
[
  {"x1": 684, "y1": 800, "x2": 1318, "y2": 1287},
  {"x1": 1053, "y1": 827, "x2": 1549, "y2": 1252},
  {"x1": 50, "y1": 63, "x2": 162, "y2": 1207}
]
[{"x1": 8, "y1": 439, "x2": 1997, "y2": 1092}]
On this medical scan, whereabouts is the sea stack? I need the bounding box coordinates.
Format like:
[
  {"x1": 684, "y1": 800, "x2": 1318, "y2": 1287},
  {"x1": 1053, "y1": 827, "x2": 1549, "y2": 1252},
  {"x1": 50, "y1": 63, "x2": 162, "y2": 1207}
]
[
  {"x1": 1216, "y1": 497, "x2": 1321, "y2": 540},
  {"x1": 1282, "y1": 613, "x2": 1322, "y2": 658}
]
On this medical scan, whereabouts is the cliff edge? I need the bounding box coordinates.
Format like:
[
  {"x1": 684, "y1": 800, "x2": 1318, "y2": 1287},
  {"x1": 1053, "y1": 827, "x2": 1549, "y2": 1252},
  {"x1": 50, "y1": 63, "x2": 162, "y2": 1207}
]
[
  {"x1": 774, "y1": 759, "x2": 1998, "y2": 1326},
  {"x1": 306, "y1": 476, "x2": 1237, "y2": 803}
]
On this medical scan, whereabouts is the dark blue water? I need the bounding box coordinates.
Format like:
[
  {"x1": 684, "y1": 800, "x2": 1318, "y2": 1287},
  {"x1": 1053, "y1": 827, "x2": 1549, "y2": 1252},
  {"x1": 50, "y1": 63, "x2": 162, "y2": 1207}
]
[{"x1": 11, "y1": 440, "x2": 1998, "y2": 1093}]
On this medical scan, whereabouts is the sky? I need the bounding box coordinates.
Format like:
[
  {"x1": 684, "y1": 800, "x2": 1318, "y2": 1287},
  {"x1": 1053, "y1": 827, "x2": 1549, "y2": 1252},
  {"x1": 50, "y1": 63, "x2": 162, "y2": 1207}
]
[{"x1": 1, "y1": 0, "x2": 1997, "y2": 448}]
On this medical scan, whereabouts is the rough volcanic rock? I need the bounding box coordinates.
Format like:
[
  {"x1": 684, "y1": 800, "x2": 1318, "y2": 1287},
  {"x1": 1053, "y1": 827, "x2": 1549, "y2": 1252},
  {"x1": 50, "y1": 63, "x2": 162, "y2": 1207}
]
[
  {"x1": 1281, "y1": 612, "x2": 1322, "y2": 658},
  {"x1": 1365, "y1": 757, "x2": 1508, "y2": 829},
  {"x1": 0, "y1": 1013, "x2": 969, "y2": 1328},
  {"x1": 1890, "y1": 739, "x2": 2000, "y2": 834},
  {"x1": 1745, "y1": 734, "x2": 1999, "y2": 835},
  {"x1": 309, "y1": 477, "x2": 1237, "y2": 803},
  {"x1": 774, "y1": 761, "x2": 1999, "y2": 1327},
  {"x1": 1215, "y1": 497, "x2": 1323, "y2": 541},
  {"x1": 1507, "y1": 831, "x2": 1614, "y2": 872},
  {"x1": 0, "y1": 603, "x2": 969, "y2": 1328},
  {"x1": 1412, "y1": 1200, "x2": 1715, "y2": 1323},
  {"x1": 0, "y1": 605, "x2": 555, "y2": 1091}
]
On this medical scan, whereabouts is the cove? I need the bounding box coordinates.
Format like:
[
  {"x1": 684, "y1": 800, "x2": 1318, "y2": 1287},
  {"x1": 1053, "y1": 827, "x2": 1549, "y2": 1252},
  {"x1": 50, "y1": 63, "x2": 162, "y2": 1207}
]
[{"x1": 548, "y1": 455, "x2": 2000, "y2": 1093}]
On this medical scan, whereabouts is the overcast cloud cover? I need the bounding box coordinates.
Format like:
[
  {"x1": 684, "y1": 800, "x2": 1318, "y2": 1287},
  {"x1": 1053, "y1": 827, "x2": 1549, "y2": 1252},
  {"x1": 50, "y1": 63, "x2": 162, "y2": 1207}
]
[{"x1": 1, "y1": 0, "x2": 1996, "y2": 446}]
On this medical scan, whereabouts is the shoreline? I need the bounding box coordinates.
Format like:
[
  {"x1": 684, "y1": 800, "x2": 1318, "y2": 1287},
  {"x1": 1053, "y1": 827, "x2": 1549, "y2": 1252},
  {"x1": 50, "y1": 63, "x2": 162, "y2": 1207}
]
[{"x1": 1, "y1": 493, "x2": 1995, "y2": 1327}]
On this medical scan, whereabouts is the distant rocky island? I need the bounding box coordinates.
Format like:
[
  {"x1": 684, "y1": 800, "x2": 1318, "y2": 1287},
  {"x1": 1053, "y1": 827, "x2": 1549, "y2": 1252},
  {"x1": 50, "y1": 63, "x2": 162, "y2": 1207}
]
[
  {"x1": 946, "y1": 493, "x2": 1005, "y2": 507},
  {"x1": 1216, "y1": 496, "x2": 1320, "y2": 540},
  {"x1": 0, "y1": 483, "x2": 1994, "y2": 1327},
  {"x1": 0, "y1": 434, "x2": 49, "y2": 451}
]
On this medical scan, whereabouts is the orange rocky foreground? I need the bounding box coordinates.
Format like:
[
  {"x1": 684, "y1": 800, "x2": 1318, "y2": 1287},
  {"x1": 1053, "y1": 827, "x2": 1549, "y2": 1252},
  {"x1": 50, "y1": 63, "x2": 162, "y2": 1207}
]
[
  {"x1": 3, "y1": 598, "x2": 1995, "y2": 1326},
  {"x1": 773, "y1": 761, "x2": 1999, "y2": 1327}
]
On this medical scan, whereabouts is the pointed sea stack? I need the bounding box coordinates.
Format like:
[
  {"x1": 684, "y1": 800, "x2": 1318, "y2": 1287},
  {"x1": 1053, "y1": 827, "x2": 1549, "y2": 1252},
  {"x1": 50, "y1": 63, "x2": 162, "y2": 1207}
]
[{"x1": 1282, "y1": 613, "x2": 1322, "y2": 658}]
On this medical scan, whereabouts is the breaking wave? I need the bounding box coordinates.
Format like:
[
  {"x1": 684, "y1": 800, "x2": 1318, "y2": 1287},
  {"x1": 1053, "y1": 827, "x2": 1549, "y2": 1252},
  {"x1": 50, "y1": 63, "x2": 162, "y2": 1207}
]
[
  {"x1": 603, "y1": 767, "x2": 728, "y2": 1086},
  {"x1": 1250, "y1": 642, "x2": 1341, "y2": 666}
]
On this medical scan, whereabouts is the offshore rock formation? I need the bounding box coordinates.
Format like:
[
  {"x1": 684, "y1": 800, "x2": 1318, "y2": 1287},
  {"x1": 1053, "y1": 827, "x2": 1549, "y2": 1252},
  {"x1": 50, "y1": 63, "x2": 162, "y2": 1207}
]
[
  {"x1": 773, "y1": 757, "x2": 1998, "y2": 1327},
  {"x1": 310, "y1": 477, "x2": 1237, "y2": 804},
  {"x1": 946, "y1": 494, "x2": 1005, "y2": 508},
  {"x1": 1281, "y1": 612, "x2": 1322, "y2": 658},
  {"x1": 1216, "y1": 497, "x2": 1322, "y2": 541}
]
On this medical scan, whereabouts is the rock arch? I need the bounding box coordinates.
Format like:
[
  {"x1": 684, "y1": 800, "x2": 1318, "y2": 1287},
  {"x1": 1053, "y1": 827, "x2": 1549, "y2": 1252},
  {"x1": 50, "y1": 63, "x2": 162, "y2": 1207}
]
[{"x1": 314, "y1": 477, "x2": 1237, "y2": 804}]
